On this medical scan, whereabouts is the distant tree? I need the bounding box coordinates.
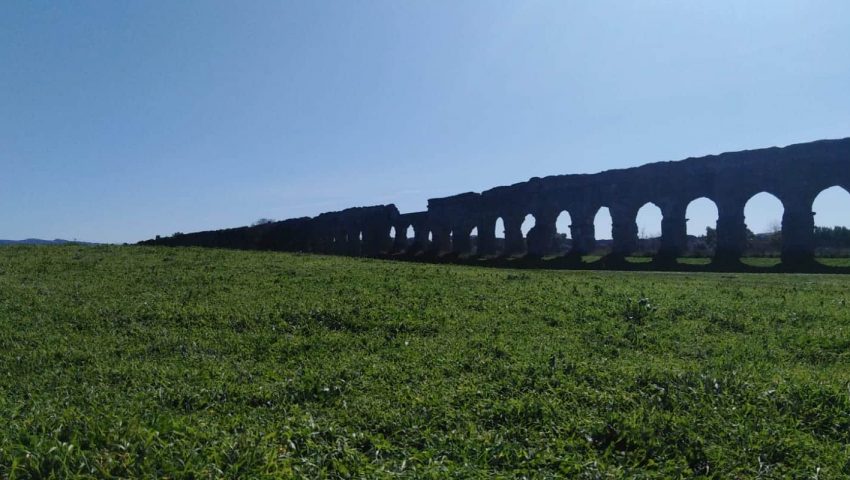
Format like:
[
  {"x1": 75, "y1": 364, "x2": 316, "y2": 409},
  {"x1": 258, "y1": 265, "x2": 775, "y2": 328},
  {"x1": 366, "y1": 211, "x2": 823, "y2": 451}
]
[
  {"x1": 814, "y1": 226, "x2": 850, "y2": 249},
  {"x1": 766, "y1": 220, "x2": 782, "y2": 249},
  {"x1": 253, "y1": 218, "x2": 275, "y2": 226},
  {"x1": 768, "y1": 220, "x2": 782, "y2": 234},
  {"x1": 705, "y1": 227, "x2": 717, "y2": 249}
]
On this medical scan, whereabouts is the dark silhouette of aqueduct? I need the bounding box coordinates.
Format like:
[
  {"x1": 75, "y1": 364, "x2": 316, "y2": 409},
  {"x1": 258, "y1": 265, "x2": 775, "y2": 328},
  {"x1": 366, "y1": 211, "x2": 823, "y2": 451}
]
[{"x1": 143, "y1": 138, "x2": 850, "y2": 266}]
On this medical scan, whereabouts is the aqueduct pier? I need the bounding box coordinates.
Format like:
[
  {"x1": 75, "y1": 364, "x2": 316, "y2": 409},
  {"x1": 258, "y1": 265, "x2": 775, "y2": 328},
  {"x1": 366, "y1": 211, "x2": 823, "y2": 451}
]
[{"x1": 142, "y1": 137, "x2": 850, "y2": 265}]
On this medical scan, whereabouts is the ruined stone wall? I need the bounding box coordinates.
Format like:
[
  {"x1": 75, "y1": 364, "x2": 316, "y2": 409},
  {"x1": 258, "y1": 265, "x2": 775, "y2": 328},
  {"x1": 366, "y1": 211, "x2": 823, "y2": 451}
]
[
  {"x1": 140, "y1": 205, "x2": 399, "y2": 256},
  {"x1": 141, "y1": 137, "x2": 850, "y2": 263},
  {"x1": 420, "y1": 138, "x2": 850, "y2": 262}
]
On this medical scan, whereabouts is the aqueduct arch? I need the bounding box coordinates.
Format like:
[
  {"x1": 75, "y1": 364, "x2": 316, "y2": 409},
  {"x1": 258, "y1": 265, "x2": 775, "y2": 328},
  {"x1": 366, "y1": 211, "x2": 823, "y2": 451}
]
[{"x1": 144, "y1": 137, "x2": 850, "y2": 266}]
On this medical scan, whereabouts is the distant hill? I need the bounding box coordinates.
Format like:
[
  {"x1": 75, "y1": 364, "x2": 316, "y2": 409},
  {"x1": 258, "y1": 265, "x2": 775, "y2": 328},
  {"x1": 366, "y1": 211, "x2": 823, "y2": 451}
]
[{"x1": 0, "y1": 239, "x2": 99, "y2": 246}]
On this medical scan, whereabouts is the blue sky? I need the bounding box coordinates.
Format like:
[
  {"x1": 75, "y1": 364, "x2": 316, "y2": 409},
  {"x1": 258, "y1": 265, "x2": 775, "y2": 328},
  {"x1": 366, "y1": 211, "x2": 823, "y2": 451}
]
[{"x1": 2, "y1": 1, "x2": 850, "y2": 243}]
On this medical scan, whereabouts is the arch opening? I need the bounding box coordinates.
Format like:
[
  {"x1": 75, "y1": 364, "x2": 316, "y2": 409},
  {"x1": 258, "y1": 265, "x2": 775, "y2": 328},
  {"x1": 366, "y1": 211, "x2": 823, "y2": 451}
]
[
  {"x1": 494, "y1": 217, "x2": 505, "y2": 254},
  {"x1": 518, "y1": 214, "x2": 536, "y2": 256},
  {"x1": 469, "y1": 226, "x2": 479, "y2": 255},
  {"x1": 684, "y1": 197, "x2": 719, "y2": 260},
  {"x1": 388, "y1": 226, "x2": 398, "y2": 253},
  {"x1": 812, "y1": 186, "x2": 850, "y2": 258},
  {"x1": 743, "y1": 192, "x2": 784, "y2": 261},
  {"x1": 634, "y1": 202, "x2": 662, "y2": 257},
  {"x1": 520, "y1": 214, "x2": 536, "y2": 237},
  {"x1": 555, "y1": 210, "x2": 572, "y2": 255},
  {"x1": 593, "y1": 207, "x2": 612, "y2": 256}
]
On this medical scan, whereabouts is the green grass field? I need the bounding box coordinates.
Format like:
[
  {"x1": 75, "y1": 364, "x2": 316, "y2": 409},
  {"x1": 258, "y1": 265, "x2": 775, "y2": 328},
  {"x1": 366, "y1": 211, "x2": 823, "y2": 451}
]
[{"x1": 1, "y1": 246, "x2": 849, "y2": 478}]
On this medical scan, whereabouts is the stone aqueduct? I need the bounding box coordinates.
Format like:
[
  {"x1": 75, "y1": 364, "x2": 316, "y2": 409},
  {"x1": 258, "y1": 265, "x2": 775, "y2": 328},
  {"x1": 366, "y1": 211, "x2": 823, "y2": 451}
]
[{"x1": 144, "y1": 138, "x2": 850, "y2": 263}]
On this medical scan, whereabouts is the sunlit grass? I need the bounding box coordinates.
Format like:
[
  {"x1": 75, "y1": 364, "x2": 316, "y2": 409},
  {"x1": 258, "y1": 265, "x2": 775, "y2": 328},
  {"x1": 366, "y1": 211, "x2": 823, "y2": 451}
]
[
  {"x1": 624, "y1": 256, "x2": 653, "y2": 263},
  {"x1": 817, "y1": 257, "x2": 850, "y2": 267},
  {"x1": 676, "y1": 257, "x2": 712, "y2": 265},
  {"x1": 1, "y1": 245, "x2": 849, "y2": 477},
  {"x1": 740, "y1": 257, "x2": 782, "y2": 267}
]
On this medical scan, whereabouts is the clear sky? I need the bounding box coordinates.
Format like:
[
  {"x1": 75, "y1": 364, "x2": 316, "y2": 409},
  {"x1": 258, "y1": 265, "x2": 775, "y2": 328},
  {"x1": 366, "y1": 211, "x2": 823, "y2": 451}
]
[{"x1": 2, "y1": 1, "x2": 850, "y2": 243}]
